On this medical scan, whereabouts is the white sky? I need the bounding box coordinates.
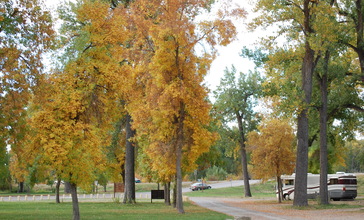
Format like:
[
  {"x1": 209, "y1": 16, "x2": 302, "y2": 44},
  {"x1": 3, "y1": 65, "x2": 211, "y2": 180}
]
[{"x1": 44, "y1": 0, "x2": 261, "y2": 95}]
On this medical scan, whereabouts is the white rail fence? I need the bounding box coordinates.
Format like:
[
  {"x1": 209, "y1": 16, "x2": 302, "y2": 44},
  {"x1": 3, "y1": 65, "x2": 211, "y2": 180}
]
[{"x1": 0, "y1": 193, "x2": 189, "y2": 202}]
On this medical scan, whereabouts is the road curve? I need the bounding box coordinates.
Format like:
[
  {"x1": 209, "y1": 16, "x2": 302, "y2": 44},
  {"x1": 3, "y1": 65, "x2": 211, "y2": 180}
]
[
  {"x1": 187, "y1": 180, "x2": 292, "y2": 220},
  {"x1": 188, "y1": 197, "x2": 291, "y2": 220}
]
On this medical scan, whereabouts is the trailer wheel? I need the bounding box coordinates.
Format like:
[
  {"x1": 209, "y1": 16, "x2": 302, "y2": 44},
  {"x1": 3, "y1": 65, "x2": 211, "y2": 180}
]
[{"x1": 284, "y1": 194, "x2": 290, "y2": 200}]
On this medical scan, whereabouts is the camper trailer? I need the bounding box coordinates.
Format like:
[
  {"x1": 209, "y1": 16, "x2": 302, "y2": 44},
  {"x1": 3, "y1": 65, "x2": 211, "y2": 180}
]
[{"x1": 279, "y1": 172, "x2": 357, "y2": 201}]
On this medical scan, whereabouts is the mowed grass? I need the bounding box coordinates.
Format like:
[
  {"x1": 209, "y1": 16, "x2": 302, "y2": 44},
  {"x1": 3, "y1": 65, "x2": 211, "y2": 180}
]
[
  {"x1": 0, "y1": 201, "x2": 230, "y2": 220},
  {"x1": 184, "y1": 181, "x2": 276, "y2": 198},
  {"x1": 356, "y1": 174, "x2": 364, "y2": 197}
]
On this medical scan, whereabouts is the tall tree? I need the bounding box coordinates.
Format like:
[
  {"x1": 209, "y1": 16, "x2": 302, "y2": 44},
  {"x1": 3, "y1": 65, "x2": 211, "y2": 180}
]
[
  {"x1": 251, "y1": 0, "x2": 345, "y2": 206},
  {"x1": 294, "y1": 0, "x2": 318, "y2": 207},
  {"x1": 27, "y1": 0, "x2": 125, "y2": 218},
  {"x1": 128, "y1": 0, "x2": 245, "y2": 213},
  {"x1": 57, "y1": 0, "x2": 140, "y2": 205},
  {"x1": 213, "y1": 66, "x2": 263, "y2": 197},
  {"x1": 0, "y1": 0, "x2": 54, "y2": 191}
]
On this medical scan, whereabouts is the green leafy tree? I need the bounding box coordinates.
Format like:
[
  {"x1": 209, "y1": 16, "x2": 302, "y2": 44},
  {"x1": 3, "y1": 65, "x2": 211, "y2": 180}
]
[
  {"x1": 251, "y1": 0, "x2": 345, "y2": 206},
  {"x1": 213, "y1": 66, "x2": 263, "y2": 197},
  {"x1": 341, "y1": 140, "x2": 364, "y2": 172}
]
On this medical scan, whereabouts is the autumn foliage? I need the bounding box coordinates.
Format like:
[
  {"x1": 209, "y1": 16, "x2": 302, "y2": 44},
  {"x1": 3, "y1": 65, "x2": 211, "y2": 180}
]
[
  {"x1": 247, "y1": 118, "x2": 295, "y2": 202},
  {"x1": 2, "y1": 0, "x2": 245, "y2": 217}
]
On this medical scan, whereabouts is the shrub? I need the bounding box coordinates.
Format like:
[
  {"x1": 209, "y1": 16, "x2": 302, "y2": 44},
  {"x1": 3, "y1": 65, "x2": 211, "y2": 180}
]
[{"x1": 206, "y1": 166, "x2": 228, "y2": 181}]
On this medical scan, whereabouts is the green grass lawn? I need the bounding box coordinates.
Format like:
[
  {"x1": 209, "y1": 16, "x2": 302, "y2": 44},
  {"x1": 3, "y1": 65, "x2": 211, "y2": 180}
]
[
  {"x1": 356, "y1": 175, "x2": 364, "y2": 197},
  {"x1": 0, "y1": 201, "x2": 230, "y2": 220},
  {"x1": 185, "y1": 181, "x2": 276, "y2": 198}
]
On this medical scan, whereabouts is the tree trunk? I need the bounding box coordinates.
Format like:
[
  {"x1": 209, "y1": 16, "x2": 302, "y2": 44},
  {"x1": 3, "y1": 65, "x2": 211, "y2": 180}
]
[
  {"x1": 236, "y1": 112, "x2": 251, "y2": 197},
  {"x1": 64, "y1": 182, "x2": 71, "y2": 194},
  {"x1": 355, "y1": 0, "x2": 364, "y2": 78},
  {"x1": 175, "y1": 103, "x2": 185, "y2": 214},
  {"x1": 294, "y1": 1, "x2": 316, "y2": 206},
  {"x1": 277, "y1": 176, "x2": 282, "y2": 203},
  {"x1": 123, "y1": 114, "x2": 136, "y2": 204},
  {"x1": 56, "y1": 179, "x2": 61, "y2": 203},
  {"x1": 69, "y1": 183, "x2": 80, "y2": 220},
  {"x1": 175, "y1": 143, "x2": 184, "y2": 213},
  {"x1": 173, "y1": 178, "x2": 177, "y2": 208},
  {"x1": 319, "y1": 51, "x2": 329, "y2": 205},
  {"x1": 295, "y1": 111, "x2": 309, "y2": 206},
  {"x1": 18, "y1": 181, "x2": 24, "y2": 193},
  {"x1": 164, "y1": 182, "x2": 171, "y2": 206},
  {"x1": 294, "y1": 42, "x2": 315, "y2": 206}
]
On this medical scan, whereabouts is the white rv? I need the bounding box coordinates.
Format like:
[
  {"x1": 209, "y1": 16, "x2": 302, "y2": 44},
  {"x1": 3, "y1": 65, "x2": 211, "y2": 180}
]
[{"x1": 279, "y1": 172, "x2": 357, "y2": 201}]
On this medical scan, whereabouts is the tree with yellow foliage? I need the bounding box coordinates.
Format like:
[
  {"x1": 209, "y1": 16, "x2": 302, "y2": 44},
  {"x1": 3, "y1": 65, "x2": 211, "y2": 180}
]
[
  {"x1": 26, "y1": 1, "x2": 124, "y2": 219},
  {"x1": 0, "y1": 0, "x2": 54, "y2": 192},
  {"x1": 247, "y1": 118, "x2": 296, "y2": 203},
  {"x1": 127, "y1": 0, "x2": 245, "y2": 213}
]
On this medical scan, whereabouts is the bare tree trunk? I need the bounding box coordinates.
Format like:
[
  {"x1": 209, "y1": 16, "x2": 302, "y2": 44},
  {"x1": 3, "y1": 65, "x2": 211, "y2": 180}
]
[
  {"x1": 176, "y1": 143, "x2": 184, "y2": 213},
  {"x1": 64, "y1": 182, "x2": 71, "y2": 194},
  {"x1": 236, "y1": 112, "x2": 251, "y2": 197},
  {"x1": 175, "y1": 103, "x2": 185, "y2": 214},
  {"x1": 294, "y1": 1, "x2": 316, "y2": 206},
  {"x1": 55, "y1": 178, "x2": 61, "y2": 203},
  {"x1": 277, "y1": 176, "x2": 282, "y2": 203},
  {"x1": 355, "y1": 0, "x2": 364, "y2": 79},
  {"x1": 319, "y1": 51, "x2": 329, "y2": 205},
  {"x1": 69, "y1": 182, "x2": 80, "y2": 220},
  {"x1": 164, "y1": 182, "x2": 171, "y2": 206},
  {"x1": 123, "y1": 114, "x2": 136, "y2": 204},
  {"x1": 295, "y1": 110, "x2": 309, "y2": 206},
  {"x1": 173, "y1": 178, "x2": 177, "y2": 208},
  {"x1": 18, "y1": 182, "x2": 24, "y2": 193}
]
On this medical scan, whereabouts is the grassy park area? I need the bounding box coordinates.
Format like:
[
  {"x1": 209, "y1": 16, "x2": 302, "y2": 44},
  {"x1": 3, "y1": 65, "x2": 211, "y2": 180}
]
[
  {"x1": 1, "y1": 175, "x2": 363, "y2": 219},
  {"x1": 0, "y1": 201, "x2": 230, "y2": 220},
  {"x1": 185, "y1": 181, "x2": 276, "y2": 198}
]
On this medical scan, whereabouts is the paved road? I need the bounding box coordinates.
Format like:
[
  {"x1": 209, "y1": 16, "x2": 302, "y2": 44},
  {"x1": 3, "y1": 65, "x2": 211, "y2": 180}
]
[
  {"x1": 187, "y1": 180, "x2": 290, "y2": 220},
  {"x1": 189, "y1": 197, "x2": 289, "y2": 220}
]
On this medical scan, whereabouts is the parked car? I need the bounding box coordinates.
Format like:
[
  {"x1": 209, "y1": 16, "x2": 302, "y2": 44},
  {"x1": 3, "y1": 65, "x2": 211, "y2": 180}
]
[
  {"x1": 190, "y1": 182, "x2": 211, "y2": 191},
  {"x1": 135, "y1": 178, "x2": 141, "y2": 183}
]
